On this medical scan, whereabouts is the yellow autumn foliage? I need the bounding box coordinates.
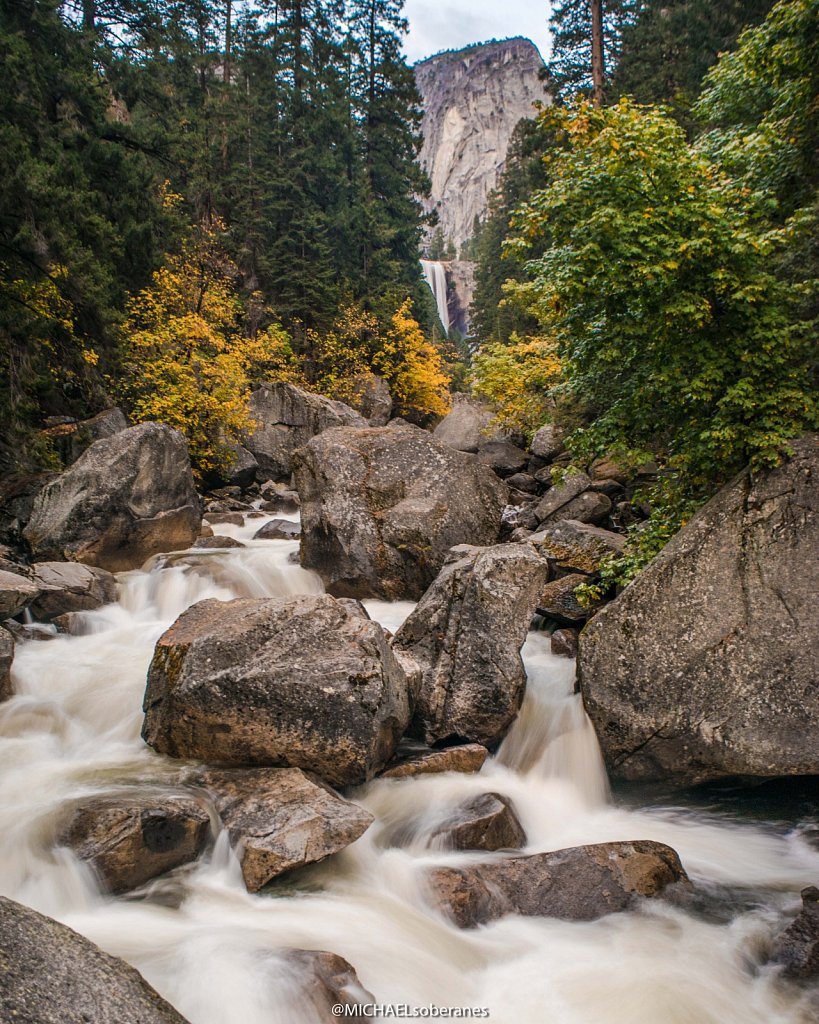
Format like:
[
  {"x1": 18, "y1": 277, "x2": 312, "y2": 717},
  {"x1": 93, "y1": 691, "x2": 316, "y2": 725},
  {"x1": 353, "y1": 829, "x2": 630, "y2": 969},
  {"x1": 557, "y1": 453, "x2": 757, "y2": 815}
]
[
  {"x1": 471, "y1": 334, "x2": 562, "y2": 438},
  {"x1": 373, "y1": 299, "x2": 451, "y2": 419}
]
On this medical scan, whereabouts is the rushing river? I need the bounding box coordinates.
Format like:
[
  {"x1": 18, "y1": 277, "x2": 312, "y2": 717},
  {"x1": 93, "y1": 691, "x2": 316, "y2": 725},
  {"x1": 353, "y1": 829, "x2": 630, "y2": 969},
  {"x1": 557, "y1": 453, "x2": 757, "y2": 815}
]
[{"x1": 1, "y1": 514, "x2": 817, "y2": 1024}]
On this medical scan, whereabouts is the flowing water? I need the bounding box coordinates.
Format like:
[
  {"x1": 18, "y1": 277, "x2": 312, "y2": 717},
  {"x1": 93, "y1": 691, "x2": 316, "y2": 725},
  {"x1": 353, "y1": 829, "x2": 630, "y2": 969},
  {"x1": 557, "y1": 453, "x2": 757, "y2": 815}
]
[
  {"x1": 420, "y1": 259, "x2": 451, "y2": 336},
  {"x1": 1, "y1": 516, "x2": 818, "y2": 1023}
]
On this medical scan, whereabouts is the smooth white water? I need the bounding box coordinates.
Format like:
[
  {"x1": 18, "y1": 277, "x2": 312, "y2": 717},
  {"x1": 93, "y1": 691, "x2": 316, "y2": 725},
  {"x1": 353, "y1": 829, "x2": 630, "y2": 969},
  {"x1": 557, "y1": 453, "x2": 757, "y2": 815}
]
[
  {"x1": 420, "y1": 258, "x2": 451, "y2": 335},
  {"x1": 1, "y1": 517, "x2": 817, "y2": 1024}
]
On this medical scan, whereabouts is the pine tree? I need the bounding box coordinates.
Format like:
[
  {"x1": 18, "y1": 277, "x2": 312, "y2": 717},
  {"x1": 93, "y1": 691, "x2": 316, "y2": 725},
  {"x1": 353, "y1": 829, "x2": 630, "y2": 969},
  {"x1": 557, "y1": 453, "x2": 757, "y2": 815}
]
[{"x1": 547, "y1": 0, "x2": 637, "y2": 102}]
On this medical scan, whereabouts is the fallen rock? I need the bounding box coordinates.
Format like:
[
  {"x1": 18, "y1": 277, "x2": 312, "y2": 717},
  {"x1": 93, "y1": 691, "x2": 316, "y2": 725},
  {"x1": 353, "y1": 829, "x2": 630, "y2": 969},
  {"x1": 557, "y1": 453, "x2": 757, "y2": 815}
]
[
  {"x1": 192, "y1": 535, "x2": 245, "y2": 549},
  {"x1": 536, "y1": 574, "x2": 596, "y2": 625},
  {"x1": 29, "y1": 562, "x2": 117, "y2": 619},
  {"x1": 197, "y1": 768, "x2": 373, "y2": 892},
  {"x1": 431, "y1": 793, "x2": 526, "y2": 851},
  {"x1": 432, "y1": 394, "x2": 502, "y2": 453},
  {"x1": 551, "y1": 628, "x2": 579, "y2": 659},
  {"x1": 769, "y1": 886, "x2": 819, "y2": 980},
  {"x1": 67, "y1": 408, "x2": 129, "y2": 464},
  {"x1": 0, "y1": 626, "x2": 13, "y2": 701},
  {"x1": 0, "y1": 896, "x2": 190, "y2": 1023},
  {"x1": 539, "y1": 490, "x2": 611, "y2": 527},
  {"x1": 505, "y1": 473, "x2": 538, "y2": 494},
  {"x1": 57, "y1": 793, "x2": 210, "y2": 894},
  {"x1": 23, "y1": 423, "x2": 200, "y2": 572},
  {"x1": 143, "y1": 595, "x2": 412, "y2": 786},
  {"x1": 534, "y1": 473, "x2": 592, "y2": 523},
  {"x1": 0, "y1": 569, "x2": 40, "y2": 618},
  {"x1": 350, "y1": 373, "x2": 393, "y2": 427},
  {"x1": 476, "y1": 440, "x2": 529, "y2": 478},
  {"x1": 579, "y1": 435, "x2": 819, "y2": 785},
  {"x1": 379, "y1": 743, "x2": 488, "y2": 779},
  {"x1": 217, "y1": 442, "x2": 258, "y2": 490},
  {"x1": 247, "y1": 382, "x2": 366, "y2": 479},
  {"x1": 253, "y1": 518, "x2": 301, "y2": 541},
  {"x1": 293, "y1": 425, "x2": 507, "y2": 600},
  {"x1": 530, "y1": 423, "x2": 564, "y2": 462},
  {"x1": 590, "y1": 455, "x2": 629, "y2": 484},
  {"x1": 394, "y1": 543, "x2": 548, "y2": 747},
  {"x1": 203, "y1": 511, "x2": 244, "y2": 527},
  {"x1": 531, "y1": 520, "x2": 625, "y2": 575},
  {"x1": 427, "y1": 840, "x2": 689, "y2": 928},
  {"x1": 283, "y1": 949, "x2": 375, "y2": 1016}
]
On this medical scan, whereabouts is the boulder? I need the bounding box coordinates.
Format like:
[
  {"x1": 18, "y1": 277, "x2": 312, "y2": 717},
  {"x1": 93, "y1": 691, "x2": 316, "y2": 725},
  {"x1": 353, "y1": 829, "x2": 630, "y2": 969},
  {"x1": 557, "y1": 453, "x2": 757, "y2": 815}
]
[
  {"x1": 536, "y1": 574, "x2": 595, "y2": 625},
  {"x1": 142, "y1": 595, "x2": 412, "y2": 786},
  {"x1": 530, "y1": 423, "x2": 564, "y2": 462},
  {"x1": 260, "y1": 490, "x2": 300, "y2": 514},
  {"x1": 539, "y1": 490, "x2": 612, "y2": 527},
  {"x1": 475, "y1": 440, "x2": 529, "y2": 478},
  {"x1": 431, "y1": 792, "x2": 526, "y2": 851},
  {"x1": 0, "y1": 568, "x2": 40, "y2": 618},
  {"x1": 0, "y1": 896, "x2": 190, "y2": 1024},
  {"x1": 551, "y1": 628, "x2": 579, "y2": 659},
  {"x1": 293, "y1": 424, "x2": 507, "y2": 600},
  {"x1": 350, "y1": 373, "x2": 393, "y2": 426},
  {"x1": 531, "y1": 520, "x2": 625, "y2": 575},
  {"x1": 253, "y1": 518, "x2": 301, "y2": 541},
  {"x1": 590, "y1": 455, "x2": 629, "y2": 484},
  {"x1": 57, "y1": 793, "x2": 210, "y2": 894},
  {"x1": 769, "y1": 886, "x2": 819, "y2": 980},
  {"x1": 203, "y1": 511, "x2": 244, "y2": 527},
  {"x1": 0, "y1": 626, "x2": 13, "y2": 701},
  {"x1": 29, "y1": 562, "x2": 117, "y2": 619},
  {"x1": 247, "y1": 382, "x2": 366, "y2": 479},
  {"x1": 426, "y1": 840, "x2": 689, "y2": 928},
  {"x1": 432, "y1": 394, "x2": 500, "y2": 453},
  {"x1": 192, "y1": 535, "x2": 245, "y2": 549},
  {"x1": 66, "y1": 407, "x2": 129, "y2": 464},
  {"x1": 283, "y1": 949, "x2": 375, "y2": 1016},
  {"x1": 579, "y1": 435, "x2": 819, "y2": 785},
  {"x1": 197, "y1": 768, "x2": 373, "y2": 892},
  {"x1": 505, "y1": 473, "x2": 538, "y2": 494},
  {"x1": 394, "y1": 543, "x2": 548, "y2": 747},
  {"x1": 217, "y1": 442, "x2": 258, "y2": 490},
  {"x1": 534, "y1": 473, "x2": 592, "y2": 523},
  {"x1": 23, "y1": 423, "x2": 200, "y2": 572},
  {"x1": 379, "y1": 743, "x2": 488, "y2": 779}
]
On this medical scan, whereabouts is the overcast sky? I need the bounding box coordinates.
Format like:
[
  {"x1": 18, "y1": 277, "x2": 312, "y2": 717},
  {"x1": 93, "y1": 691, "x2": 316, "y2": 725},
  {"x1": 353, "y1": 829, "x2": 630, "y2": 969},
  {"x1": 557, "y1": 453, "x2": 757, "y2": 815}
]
[{"x1": 402, "y1": 0, "x2": 552, "y2": 65}]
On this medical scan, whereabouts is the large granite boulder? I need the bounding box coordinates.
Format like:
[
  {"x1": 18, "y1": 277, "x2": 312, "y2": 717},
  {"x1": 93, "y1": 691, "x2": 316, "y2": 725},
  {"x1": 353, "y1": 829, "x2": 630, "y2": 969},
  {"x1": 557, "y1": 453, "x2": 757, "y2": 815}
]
[
  {"x1": 432, "y1": 394, "x2": 503, "y2": 453},
  {"x1": 0, "y1": 568, "x2": 40, "y2": 618},
  {"x1": 530, "y1": 520, "x2": 625, "y2": 575},
  {"x1": 426, "y1": 840, "x2": 689, "y2": 928},
  {"x1": 30, "y1": 562, "x2": 118, "y2": 619},
  {"x1": 0, "y1": 626, "x2": 13, "y2": 702},
  {"x1": 57, "y1": 793, "x2": 210, "y2": 894},
  {"x1": 0, "y1": 896, "x2": 190, "y2": 1024},
  {"x1": 24, "y1": 423, "x2": 200, "y2": 572},
  {"x1": 394, "y1": 543, "x2": 548, "y2": 747},
  {"x1": 67, "y1": 408, "x2": 129, "y2": 463},
  {"x1": 769, "y1": 886, "x2": 819, "y2": 980},
  {"x1": 246, "y1": 382, "x2": 366, "y2": 479},
  {"x1": 293, "y1": 424, "x2": 508, "y2": 600},
  {"x1": 430, "y1": 792, "x2": 526, "y2": 851},
  {"x1": 579, "y1": 435, "x2": 819, "y2": 785},
  {"x1": 197, "y1": 768, "x2": 373, "y2": 892},
  {"x1": 142, "y1": 595, "x2": 412, "y2": 786},
  {"x1": 379, "y1": 742, "x2": 488, "y2": 779}
]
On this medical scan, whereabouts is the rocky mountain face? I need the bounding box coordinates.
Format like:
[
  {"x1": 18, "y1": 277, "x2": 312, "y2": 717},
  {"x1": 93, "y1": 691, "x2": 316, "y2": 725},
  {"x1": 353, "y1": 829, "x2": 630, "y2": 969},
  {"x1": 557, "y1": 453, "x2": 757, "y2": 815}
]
[{"x1": 415, "y1": 38, "x2": 548, "y2": 255}]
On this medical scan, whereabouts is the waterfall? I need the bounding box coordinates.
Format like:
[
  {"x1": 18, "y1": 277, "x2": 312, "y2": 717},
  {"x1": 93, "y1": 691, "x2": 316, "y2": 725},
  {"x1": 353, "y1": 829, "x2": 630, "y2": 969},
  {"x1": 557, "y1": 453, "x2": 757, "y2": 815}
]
[{"x1": 420, "y1": 258, "x2": 450, "y2": 335}]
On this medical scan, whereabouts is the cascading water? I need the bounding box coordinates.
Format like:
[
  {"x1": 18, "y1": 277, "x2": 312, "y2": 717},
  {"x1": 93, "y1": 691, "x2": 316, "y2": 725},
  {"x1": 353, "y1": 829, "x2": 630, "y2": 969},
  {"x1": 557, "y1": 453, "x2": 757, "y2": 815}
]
[
  {"x1": 420, "y1": 258, "x2": 451, "y2": 336},
  {"x1": 1, "y1": 514, "x2": 818, "y2": 1024}
]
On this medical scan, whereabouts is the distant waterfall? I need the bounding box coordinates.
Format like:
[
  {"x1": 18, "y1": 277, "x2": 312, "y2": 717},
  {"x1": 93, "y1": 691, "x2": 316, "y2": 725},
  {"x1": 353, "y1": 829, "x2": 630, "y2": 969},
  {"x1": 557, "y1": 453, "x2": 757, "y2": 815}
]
[{"x1": 420, "y1": 259, "x2": 450, "y2": 335}]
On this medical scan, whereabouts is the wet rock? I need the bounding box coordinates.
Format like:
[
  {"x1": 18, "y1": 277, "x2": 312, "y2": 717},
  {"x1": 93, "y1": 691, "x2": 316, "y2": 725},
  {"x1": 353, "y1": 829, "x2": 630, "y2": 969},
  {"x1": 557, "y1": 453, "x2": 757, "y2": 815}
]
[
  {"x1": 142, "y1": 595, "x2": 412, "y2": 786},
  {"x1": 0, "y1": 568, "x2": 40, "y2": 618},
  {"x1": 0, "y1": 896, "x2": 191, "y2": 1023},
  {"x1": 284, "y1": 949, "x2": 375, "y2": 1017},
  {"x1": 530, "y1": 423, "x2": 565, "y2": 462},
  {"x1": 536, "y1": 574, "x2": 596, "y2": 626},
  {"x1": 24, "y1": 423, "x2": 200, "y2": 572},
  {"x1": 394, "y1": 543, "x2": 548, "y2": 747},
  {"x1": 427, "y1": 840, "x2": 689, "y2": 928},
  {"x1": 29, "y1": 562, "x2": 117, "y2": 619},
  {"x1": 476, "y1": 440, "x2": 529, "y2": 478},
  {"x1": 198, "y1": 522, "x2": 214, "y2": 538},
  {"x1": 203, "y1": 511, "x2": 244, "y2": 528},
  {"x1": 57, "y1": 793, "x2": 210, "y2": 895},
  {"x1": 769, "y1": 886, "x2": 819, "y2": 980},
  {"x1": 217, "y1": 442, "x2": 258, "y2": 490},
  {"x1": 551, "y1": 628, "x2": 579, "y2": 659},
  {"x1": 0, "y1": 626, "x2": 13, "y2": 701},
  {"x1": 247, "y1": 382, "x2": 366, "y2": 480},
  {"x1": 579, "y1": 434, "x2": 819, "y2": 786},
  {"x1": 253, "y1": 518, "x2": 301, "y2": 541},
  {"x1": 432, "y1": 394, "x2": 501, "y2": 453},
  {"x1": 534, "y1": 473, "x2": 592, "y2": 523},
  {"x1": 379, "y1": 742, "x2": 488, "y2": 779},
  {"x1": 531, "y1": 520, "x2": 625, "y2": 575},
  {"x1": 293, "y1": 424, "x2": 507, "y2": 601},
  {"x1": 539, "y1": 490, "x2": 612, "y2": 527},
  {"x1": 197, "y1": 768, "x2": 373, "y2": 892},
  {"x1": 192, "y1": 535, "x2": 245, "y2": 549},
  {"x1": 431, "y1": 793, "x2": 526, "y2": 851},
  {"x1": 260, "y1": 491, "x2": 300, "y2": 514}
]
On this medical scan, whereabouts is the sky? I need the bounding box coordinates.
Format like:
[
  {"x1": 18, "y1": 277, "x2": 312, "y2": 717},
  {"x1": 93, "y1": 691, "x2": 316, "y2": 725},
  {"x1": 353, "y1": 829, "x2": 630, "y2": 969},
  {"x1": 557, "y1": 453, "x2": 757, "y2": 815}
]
[{"x1": 402, "y1": 0, "x2": 552, "y2": 65}]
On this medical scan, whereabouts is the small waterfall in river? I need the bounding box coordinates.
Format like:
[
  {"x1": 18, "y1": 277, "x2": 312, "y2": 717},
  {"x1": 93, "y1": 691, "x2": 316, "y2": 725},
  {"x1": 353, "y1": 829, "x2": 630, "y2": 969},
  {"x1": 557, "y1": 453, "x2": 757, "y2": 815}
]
[
  {"x1": 1, "y1": 508, "x2": 818, "y2": 1024},
  {"x1": 420, "y1": 258, "x2": 450, "y2": 335}
]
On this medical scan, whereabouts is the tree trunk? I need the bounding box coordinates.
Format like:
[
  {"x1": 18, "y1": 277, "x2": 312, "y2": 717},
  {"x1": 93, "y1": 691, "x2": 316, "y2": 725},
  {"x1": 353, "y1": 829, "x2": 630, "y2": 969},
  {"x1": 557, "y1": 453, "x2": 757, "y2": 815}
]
[
  {"x1": 224, "y1": 0, "x2": 232, "y2": 83},
  {"x1": 591, "y1": 0, "x2": 604, "y2": 108}
]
